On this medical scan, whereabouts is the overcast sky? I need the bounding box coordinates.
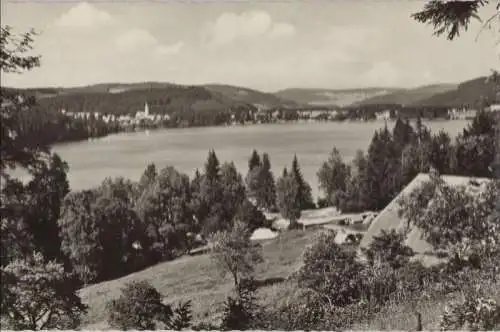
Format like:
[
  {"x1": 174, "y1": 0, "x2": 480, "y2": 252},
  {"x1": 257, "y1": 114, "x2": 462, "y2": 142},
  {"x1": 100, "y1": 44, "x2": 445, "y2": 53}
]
[{"x1": 1, "y1": 0, "x2": 499, "y2": 92}]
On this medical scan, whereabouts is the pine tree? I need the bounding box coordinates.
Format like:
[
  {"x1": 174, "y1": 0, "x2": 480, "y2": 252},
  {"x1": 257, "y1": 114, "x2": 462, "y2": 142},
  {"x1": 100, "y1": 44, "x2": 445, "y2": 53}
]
[
  {"x1": 364, "y1": 127, "x2": 401, "y2": 211},
  {"x1": 392, "y1": 117, "x2": 415, "y2": 152},
  {"x1": 138, "y1": 163, "x2": 157, "y2": 195},
  {"x1": 205, "y1": 149, "x2": 220, "y2": 183},
  {"x1": 258, "y1": 153, "x2": 276, "y2": 211},
  {"x1": 290, "y1": 155, "x2": 315, "y2": 210},
  {"x1": 248, "y1": 150, "x2": 262, "y2": 172}
]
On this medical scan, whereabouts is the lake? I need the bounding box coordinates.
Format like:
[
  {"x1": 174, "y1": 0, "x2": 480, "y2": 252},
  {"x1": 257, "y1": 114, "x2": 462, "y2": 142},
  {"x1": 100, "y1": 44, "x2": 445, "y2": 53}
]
[{"x1": 23, "y1": 120, "x2": 471, "y2": 199}]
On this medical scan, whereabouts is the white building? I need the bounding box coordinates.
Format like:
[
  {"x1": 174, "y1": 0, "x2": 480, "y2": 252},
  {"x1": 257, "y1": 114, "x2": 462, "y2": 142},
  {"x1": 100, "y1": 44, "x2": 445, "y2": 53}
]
[
  {"x1": 375, "y1": 110, "x2": 391, "y2": 120},
  {"x1": 486, "y1": 104, "x2": 500, "y2": 112},
  {"x1": 135, "y1": 102, "x2": 155, "y2": 121},
  {"x1": 448, "y1": 108, "x2": 477, "y2": 120}
]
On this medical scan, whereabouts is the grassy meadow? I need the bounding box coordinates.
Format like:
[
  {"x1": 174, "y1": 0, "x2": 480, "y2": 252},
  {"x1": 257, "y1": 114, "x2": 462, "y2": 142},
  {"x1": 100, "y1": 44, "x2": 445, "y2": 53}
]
[{"x1": 79, "y1": 229, "x2": 322, "y2": 329}]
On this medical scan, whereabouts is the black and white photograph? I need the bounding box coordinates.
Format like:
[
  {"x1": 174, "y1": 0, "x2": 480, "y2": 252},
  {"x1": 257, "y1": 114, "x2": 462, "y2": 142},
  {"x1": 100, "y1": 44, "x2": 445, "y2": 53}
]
[{"x1": 1, "y1": 0, "x2": 499, "y2": 330}]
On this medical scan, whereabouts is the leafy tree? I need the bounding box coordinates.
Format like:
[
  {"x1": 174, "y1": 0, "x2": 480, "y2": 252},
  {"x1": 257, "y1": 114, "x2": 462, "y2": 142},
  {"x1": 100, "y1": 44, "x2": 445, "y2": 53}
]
[
  {"x1": 317, "y1": 147, "x2": 351, "y2": 207},
  {"x1": 399, "y1": 175, "x2": 500, "y2": 258},
  {"x1": 58, "y1": 190, "x2": 100, "y2": 284},
  {"x1": 59, "y1": 179, "x2": 147, "y2": 283},
  {"x1": 93, "y1": 178, "x2": 146, "y2": 279},
  {"x1": 107, "y1": 280, "x2": 173, "y2": 330},
  {"x1": 135, "y1": 166, "x2": 193, "y2": 260},
  {"x1": 429, "y1": 130, "x2": 454, "y2": 174},
  {"x1": 276, "y1": 172, "x2": 301, "y2": 227},
  {"x1": 235, "y1": 198, "x2": 266, "y2": 232},
  {"x1": 362, "y1": 229, "x2": 415, "y2": 269},
  {"x1": 210, "y1": 220, "x2": 263, "y2": 288},
  {"x1": 453, "y1": 111, "x2": 497, "y2": 177},
  {"x1": 137, "y1": 162, "x2": 158, "y2": 196},
  {"x1": 296, "y1": 231, "x2": 364, "y2": 309},
  {"x1": 0, "y1": 26, "x2": 48, "y2": 267},
  {"x1": 290, "y1": 154, "x2": 315, "y2": 209},
  {"x1": 24, "y1": 153, "x2": 69, "y2": 263},
  {"x1": 1, "y1": 177, "x2": 33, "y2": 266},
  {"x1": 1, "y1": 252, "x2": 87, "y2": 330},
  {"x1": 0, "y1": 26, "x2": 45, "y2": 181}
]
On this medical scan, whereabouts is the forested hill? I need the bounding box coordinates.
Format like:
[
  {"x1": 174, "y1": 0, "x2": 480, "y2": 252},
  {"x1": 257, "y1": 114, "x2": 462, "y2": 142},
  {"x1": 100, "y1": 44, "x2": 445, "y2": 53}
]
[
  {"x1": 23, "y1": 84, "x2": 260, "y2": 116},
  {"x1": 273, "y1": 87, "x2": 401, "y2": 107},
  {"x1": 202, "y1": 84, "x2": 300, "y2": 108},
  {"x1": 9, "y1": 82, "x2": 302, "y2": 116},
  {"x1": 353, "y1": 83, "x2": 458, "y2": 106},
  {"x1": 413, "y1": 76, "x2": 498, "y2": 107}
]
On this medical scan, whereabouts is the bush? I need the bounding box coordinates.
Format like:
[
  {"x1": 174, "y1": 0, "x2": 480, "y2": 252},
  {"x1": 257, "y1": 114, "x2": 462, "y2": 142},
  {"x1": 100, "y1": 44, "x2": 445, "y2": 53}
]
[
  {"x1": 221, "y1": 278, "x2": 259, "y2": 330},
  {"x1": 358, "y1": 263, "x2": 398, "y2": 306},
  {"x1": 106, "y1": 280, "x2": 192, "y2": 330},
  {"x1": 296, "y1": 231, "x2": 364, "y2": 308},
  {"x1": 440, "y1": 291, "x2": 500, "y2": 331},
  {"x1": 258, "y1": 287, "x2": 327, "y2": 330},
  {"x1": 362, "y1": 229, "x2": 414, "y2": 269}
]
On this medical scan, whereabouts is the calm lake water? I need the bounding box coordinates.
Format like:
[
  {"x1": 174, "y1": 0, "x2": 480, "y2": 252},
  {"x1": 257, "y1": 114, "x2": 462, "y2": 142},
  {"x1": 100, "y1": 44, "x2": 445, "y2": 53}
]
[{"x1": 21, "y1": 120, "x2": 471, "y2": 199}]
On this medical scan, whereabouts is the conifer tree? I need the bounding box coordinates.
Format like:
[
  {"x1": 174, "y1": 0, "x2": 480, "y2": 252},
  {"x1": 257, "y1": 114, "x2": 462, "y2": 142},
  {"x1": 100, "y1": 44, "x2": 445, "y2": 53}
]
[
  {"x1": 290, "y1": 155, "x2": 315, "y2": 210},
  {"x1": 258, "y1": 153, "x2": 277, "y2": 211},
  {"x1": 205, "y1": 149, "x2": 220, "y2": 183},
  {"x1": 364, "y1": 127, "x2": 401, "y2": 211},
  {"x1": 248, "y1": 150, "x2": 262, "y2": 172}
]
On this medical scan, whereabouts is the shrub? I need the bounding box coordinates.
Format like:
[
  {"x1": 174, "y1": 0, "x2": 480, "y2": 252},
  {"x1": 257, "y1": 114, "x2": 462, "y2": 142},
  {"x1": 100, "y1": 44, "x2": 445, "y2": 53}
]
[
  {"x1": 296, "y1": 231, "x2": 364, "y2": 308},
  {"x1": 258, "y1": 287, "x2": 327, "y2": 330},
  {"x1": 106, "y1": 280, "x2": 192, "y2": 330},
  {"x1": 221, "y1": 278, "x2": 259, "y2": 330},
  {"x1": 362, "y1": 229, "x2": 414, "y2": 269},
  {"x1": 107, "y1": 280, "x2": 172, "y2": 330},
  {"x1": 358, "y1": 262, "x2": 398, "y2": 306},
  {"x1": 440, "y1": 292, "x2": 500, "y2": 331}
]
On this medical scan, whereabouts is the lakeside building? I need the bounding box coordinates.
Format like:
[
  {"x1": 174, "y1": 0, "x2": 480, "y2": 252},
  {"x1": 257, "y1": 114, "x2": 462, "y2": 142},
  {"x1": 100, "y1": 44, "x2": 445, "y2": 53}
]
[
  {"x1": 447, "y1": 107, "x2": 477, "y2": 120},
  {"x1": 135, "y1": 102, "x2": 155, "y2": 121},
  {"x1": 375, "y1": 109, "x2": 391, "y2": 120},
  {"x1": 485, "y1": 104, "x2": 500, "y2": 113}
]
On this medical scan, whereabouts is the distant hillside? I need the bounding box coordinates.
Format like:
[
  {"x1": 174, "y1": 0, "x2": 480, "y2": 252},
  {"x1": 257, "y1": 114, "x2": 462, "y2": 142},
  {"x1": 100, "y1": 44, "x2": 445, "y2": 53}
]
[
  {"x1": 203, "y1": 84, "x2": 299, "y2": 109},
  {"x1": 274, "y1": 88, "x2": 402, "y2": 107},
  {"x1": 413, "y1": 76, "x2": 498, "y2": 107},
  {"x1": 13, "y1": 82, "x2": 303, "y2": 114},
  {"x1": 355, "y1": 84, "x2": 458, "y2": 106},
  {"x1": 32, "y1": 85, "x2": 257, "y2": 116}
]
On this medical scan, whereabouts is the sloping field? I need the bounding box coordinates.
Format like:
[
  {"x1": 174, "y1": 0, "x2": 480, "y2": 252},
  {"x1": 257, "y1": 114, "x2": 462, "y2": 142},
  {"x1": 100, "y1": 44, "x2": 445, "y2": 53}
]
[{"x1": 79, "y1": 229, "x2": 321, "y2": 329}]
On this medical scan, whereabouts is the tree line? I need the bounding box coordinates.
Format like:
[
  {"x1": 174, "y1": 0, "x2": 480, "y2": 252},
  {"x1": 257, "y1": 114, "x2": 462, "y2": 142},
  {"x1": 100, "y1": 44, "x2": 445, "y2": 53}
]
[{"x1": 317, "y1": 112, "x2": 499, "y2": 213}]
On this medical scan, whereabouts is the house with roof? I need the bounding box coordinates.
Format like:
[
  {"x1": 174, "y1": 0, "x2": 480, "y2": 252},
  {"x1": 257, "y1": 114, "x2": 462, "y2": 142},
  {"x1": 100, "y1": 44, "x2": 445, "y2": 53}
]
[{"x1": 358, "y1": 173, "x2": 492, "y2": 266}]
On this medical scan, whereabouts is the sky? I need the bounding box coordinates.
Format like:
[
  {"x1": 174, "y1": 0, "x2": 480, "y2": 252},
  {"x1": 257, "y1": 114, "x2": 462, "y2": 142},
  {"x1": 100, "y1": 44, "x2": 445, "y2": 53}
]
[{"x1": 1, "y1": 0, "x2": 499, "y2": 92}]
